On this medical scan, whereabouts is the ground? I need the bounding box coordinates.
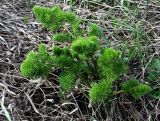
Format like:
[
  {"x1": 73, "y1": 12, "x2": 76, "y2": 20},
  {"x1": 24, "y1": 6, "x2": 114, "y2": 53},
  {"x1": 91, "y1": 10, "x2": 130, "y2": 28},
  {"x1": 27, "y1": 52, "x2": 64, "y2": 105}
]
[{"x1": 0, "y1": 0, "x2": 160, "y2": 121}]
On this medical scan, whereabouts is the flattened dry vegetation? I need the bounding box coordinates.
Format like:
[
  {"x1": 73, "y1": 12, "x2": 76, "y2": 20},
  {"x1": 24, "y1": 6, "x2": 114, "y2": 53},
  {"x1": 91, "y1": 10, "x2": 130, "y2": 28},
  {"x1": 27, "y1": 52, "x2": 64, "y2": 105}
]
[{"x1": 0, "y1": 0, "x2": 160, "y2": 121}]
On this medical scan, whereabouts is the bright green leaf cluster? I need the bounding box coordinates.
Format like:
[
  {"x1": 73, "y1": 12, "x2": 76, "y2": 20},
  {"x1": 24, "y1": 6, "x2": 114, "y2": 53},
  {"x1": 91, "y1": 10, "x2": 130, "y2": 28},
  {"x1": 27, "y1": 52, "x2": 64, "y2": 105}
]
[
  {"x1": 32, "y1": 5, "x2": 78, "y2": 31},
  {"x1": 89, "y1": 79, "x2": 113, "y2": 103},
  {"x1": 98, "y1": 48, "x2": 127, "y2": 79},
  {"x1": 71, "y1": 36, "x2": 99, "y2": 58},
  {"x1": 89, "y1": 48, "x2": 127, "y2": 103},
  {"x1": 121, "y1": 79, "x2": 151, "y2": 99},
  {"x1": 20, "y1": 44, "x2": 53, "y2": 78},
  {"x1": 59, "y1": 72, "x2": 76, "y2": 92}
]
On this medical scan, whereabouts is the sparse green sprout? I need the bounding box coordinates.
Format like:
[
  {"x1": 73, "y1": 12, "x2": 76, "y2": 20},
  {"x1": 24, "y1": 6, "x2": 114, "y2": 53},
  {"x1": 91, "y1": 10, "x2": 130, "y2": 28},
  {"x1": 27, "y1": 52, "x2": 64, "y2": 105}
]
[
  {"x1": 88, "y1": 23, "x2": 101, "y2": 36},
  {"x1": 88, "y1": 23, "x2": 110, "y2": 45},
  {"x1": 121, "y1": 79, "x2": 151, "y2": 99},
  {"x1": 71, "y1": 36, "x2": 99, "y2": 58},
  {"x1": 147, "y1": 58, "x2": 160, "y2": 81},
  {"x1": 20, "y1": 44, "x2": 53, "y2": 78},
  {"x1": 59, "y1": 72, "x2": 76, "y2": 91},
  {"x1": 23, "y1": 16, "x2": 29, "y2": 24},
  {"x1": 98, "y1": 48, "x2": 127, "y2": 79},
  {"x1": 127, "y1": 46, "x2": 139, "y2": 61},
  {"x1": 89, "y1": 79, "x2": 113, "y2": 103}
]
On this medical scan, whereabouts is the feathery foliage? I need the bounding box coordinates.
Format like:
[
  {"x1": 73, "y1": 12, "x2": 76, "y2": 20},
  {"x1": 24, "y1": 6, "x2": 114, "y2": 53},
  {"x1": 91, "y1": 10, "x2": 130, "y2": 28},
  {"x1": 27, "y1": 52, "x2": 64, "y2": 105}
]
[
  {"x1": 59, "y1": 72, "x2": 76, "y2": 92},
  {"x1": 121, "y1": 79, "x2": 140, "y2": 92},
  {"x1": 32, "y1": 5, "x2": 78, "y2": 32},
  {"x1": 21, "y1": 5, "x2": 152, "y2": 104},
  {"x1": 52, "y1": 46, "x2": 71, "y2": 56},
  {"x1": 52, "y1": 33, "x2": 74, "y2": 42},
  {"x1": 71, "y1": 36, "x2": 99, "y2": 58},
  {"x1": 20, "y1": 44, "x2": 53, "y2": 78},
  {"x1": 129, "y1": 84, "x2": 151, "y2": 99},
  {"x1": 121, "y1": 79, "x2": 151, "y2": 99},
  {"x1": 98, "y1": 48, "x2": 127, "y2": 79},
  {"x1": 89, "y1": 79, "x2": 113, "y2": 103}
]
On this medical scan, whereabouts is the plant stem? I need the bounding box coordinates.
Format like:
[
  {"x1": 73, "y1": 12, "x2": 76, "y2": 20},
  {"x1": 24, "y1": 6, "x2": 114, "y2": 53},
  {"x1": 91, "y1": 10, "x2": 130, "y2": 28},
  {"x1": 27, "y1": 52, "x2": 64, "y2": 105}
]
[
  {"x1": 91, "y1": 57, "x2": 99, "y2": 80},
  {"x1": 63, "y1": 25, "x2": 76, "y2": 39},
  {"x1": 113, "y1": 90, "x2": 124, "y2": 95}
]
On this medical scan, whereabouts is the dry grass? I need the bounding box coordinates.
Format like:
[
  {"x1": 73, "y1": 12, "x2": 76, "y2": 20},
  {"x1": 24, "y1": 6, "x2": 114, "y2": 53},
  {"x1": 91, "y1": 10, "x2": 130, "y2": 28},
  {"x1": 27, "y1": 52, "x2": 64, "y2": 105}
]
[{"x1": 0, "y1": 0, "x2": 160, "y2": 121}]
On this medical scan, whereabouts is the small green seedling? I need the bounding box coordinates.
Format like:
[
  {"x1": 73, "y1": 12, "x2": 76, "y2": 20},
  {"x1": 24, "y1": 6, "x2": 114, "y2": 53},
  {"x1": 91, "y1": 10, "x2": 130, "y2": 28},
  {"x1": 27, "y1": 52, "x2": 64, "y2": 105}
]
[{"x1": 23, "y1": 16, "x2": 29, "y2": 25}]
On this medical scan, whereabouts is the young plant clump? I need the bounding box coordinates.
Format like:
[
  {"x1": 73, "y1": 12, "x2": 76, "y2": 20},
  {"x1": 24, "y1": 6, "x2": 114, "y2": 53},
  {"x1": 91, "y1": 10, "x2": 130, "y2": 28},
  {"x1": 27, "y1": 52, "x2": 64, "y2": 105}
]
[{"x1": 21, "y1": 5, "x2": 152, "y2": 103}]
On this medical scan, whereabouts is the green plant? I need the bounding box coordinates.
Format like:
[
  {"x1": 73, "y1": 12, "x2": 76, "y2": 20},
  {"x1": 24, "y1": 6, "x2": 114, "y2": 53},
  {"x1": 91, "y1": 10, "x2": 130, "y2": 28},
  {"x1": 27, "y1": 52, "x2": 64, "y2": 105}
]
[
  {"x1": 147, "y1": 58, "x2": 160, "y2": 82},
  {"x1": 121, "y1": 79, "x2": 140, "y2": 92},
  {"x1": 32, "y1": 5, "x2": 80, "y2": 35},
  {"x1": 89, "y1": 79, "x2": 113, "y2": 103},
  {"x1": 23, "y1": 16, "x2": 29, "y2": 25},
  {"x1": 59, "y1": 72, "x2": 76, "y2": 91},
  {"x1": 121, "y1": 79, "x2": 151, "y2": 99},
  {"x1": 147, "y1": 58, "x2": 160, "y2": 99},
  {"x1": 98, "y1": 48, "x2": 127, "y2": 79},
  {"x1": 71, "y1": 36, "x2": 99, "y2": 58},
  {"x1": 20, "y1": 44, "x2": 53, "y2": 78},
  {"x1": 21, "y1": 5, "x2": 152, "y2": 103},
  {"x1": 129, "y1": 84, "x2": 151, "y2": 99},
  {"x1": 52, "y1": 33, "x2": 74, "y2": 42}
]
